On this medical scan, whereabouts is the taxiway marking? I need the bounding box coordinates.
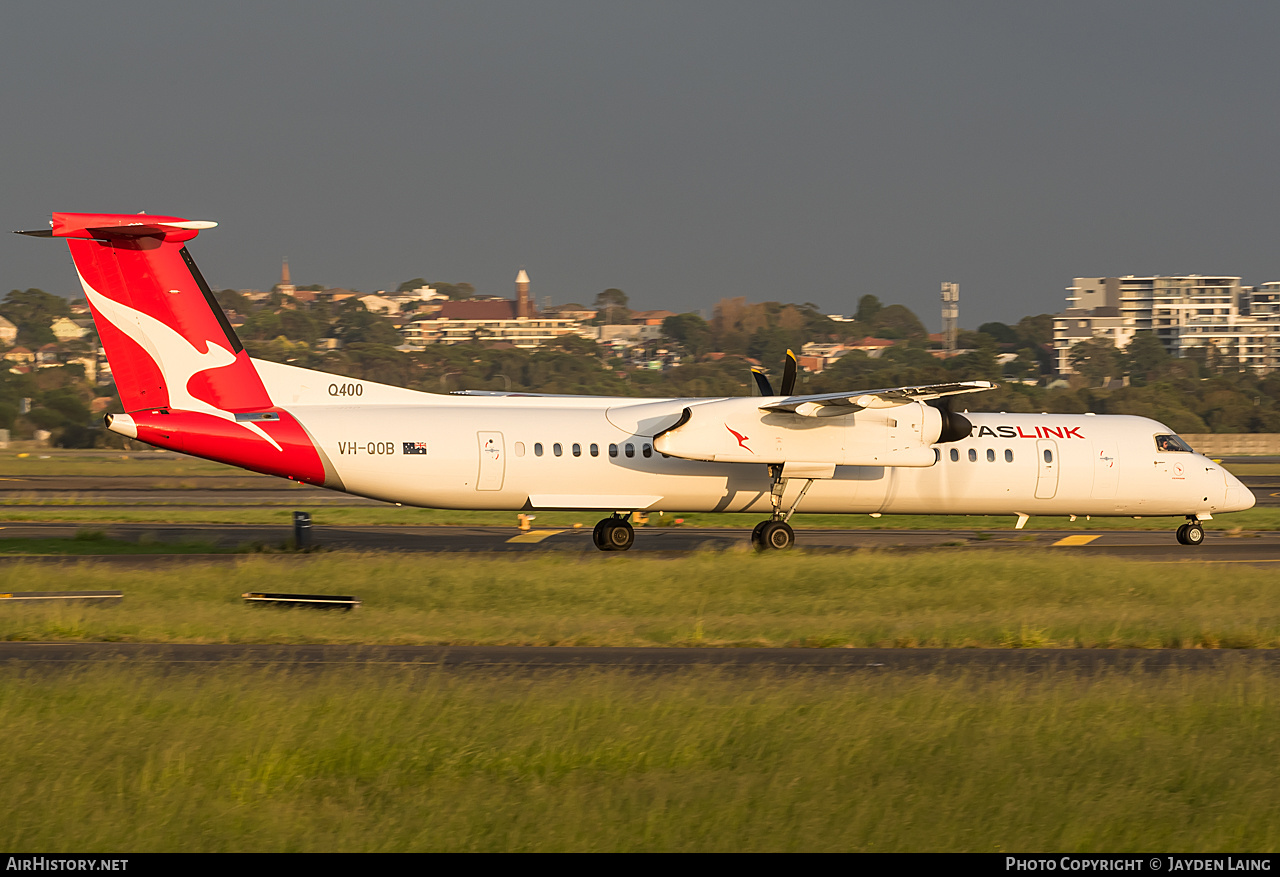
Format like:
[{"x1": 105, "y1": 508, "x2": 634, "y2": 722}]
[
  {"x1": 1053, "y1": 535, "x2": 1101, "y2": 546},
  {"x1": 506, "y1": 529, "x2": 566, "y2": 544}
]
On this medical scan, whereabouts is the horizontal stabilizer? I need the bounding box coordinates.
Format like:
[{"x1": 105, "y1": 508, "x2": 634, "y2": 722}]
[{"x1": 19, "y1": 213, "x2": 218, "y2": 241}]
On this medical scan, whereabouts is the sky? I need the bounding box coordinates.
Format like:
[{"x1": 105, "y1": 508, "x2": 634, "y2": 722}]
[{"x1": 3, "y1": 1, "x2": 1280, "y2": 331}]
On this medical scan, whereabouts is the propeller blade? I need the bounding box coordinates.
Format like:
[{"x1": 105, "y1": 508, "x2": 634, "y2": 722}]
[
  {"x1": 750, "y1": 367, "x2": 774, "y2": 396},
  {"x1": 780, "y1": 349, "x2": 798, "y2": 396}
]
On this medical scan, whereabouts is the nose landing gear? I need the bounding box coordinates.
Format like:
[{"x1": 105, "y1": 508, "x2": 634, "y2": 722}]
[{"x1": 1176, "y1": 519, "x2": 1205, "y2": 546}]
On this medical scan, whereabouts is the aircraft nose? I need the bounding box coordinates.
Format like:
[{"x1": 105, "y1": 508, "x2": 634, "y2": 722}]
[{"x1": 1223, "y1": 468, "x2": 1256, "y2": 511}]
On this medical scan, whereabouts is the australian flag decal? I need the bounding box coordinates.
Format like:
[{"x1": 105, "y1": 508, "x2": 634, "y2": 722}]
[{"x1": 403, "y1": 442, "x2": 429, "y2": 455}]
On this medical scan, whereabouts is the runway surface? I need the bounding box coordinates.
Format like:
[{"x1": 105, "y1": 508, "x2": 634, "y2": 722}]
[
  {"x1": 0, "y1": 521, "x2": 1277, "y2": 562},
  {"x1": 3, "y1": 642, "x2": 1277, "y2": 672}
]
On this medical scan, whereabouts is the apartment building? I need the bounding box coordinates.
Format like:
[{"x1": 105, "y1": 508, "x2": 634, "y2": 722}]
[
  {"x1": 1054, "y1": 275, "x2": 1280, "y2": 375},
  {"x1": 402, "y1": 300, "x2": 584, "y2": 349}
]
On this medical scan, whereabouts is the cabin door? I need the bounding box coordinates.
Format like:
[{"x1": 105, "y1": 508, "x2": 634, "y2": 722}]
[
  {"x1": 1034, "y1": 439, "x2": 1059, "y2": 499},
  {"x1": 476, "y1": 431, "x2": 505, "y2": 491}
]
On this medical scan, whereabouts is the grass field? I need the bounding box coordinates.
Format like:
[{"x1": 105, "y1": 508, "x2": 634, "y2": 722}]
[
  {"x1": 5, "y1": 454, "x2": 1278, "y2": 853},
  {"x1": 0, "y1": 530, "x2": 226, "y2": 556},
  {"x1": 4, "y1": 552, "x2": 1280, "y2": 648},
  {"x1": 3, "y1": 664, "x2": 1278, "y2": 852}
]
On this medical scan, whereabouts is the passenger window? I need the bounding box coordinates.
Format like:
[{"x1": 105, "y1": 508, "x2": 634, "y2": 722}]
[
  {"x1": 968, "y1": 449, "x2": 977, "y2": 462},
  {"x1": 1043, "y1": 449, "x2": 1053, "y2": 464},
  {"x1": 986, "y1": 449, "x2": 995, "y2": 462},
  {"x1": 534, "y1": 442, "x2": 543, "y2": 457},
  {"x1": 1004, "y1": 449, "x2": 1013, "y2": 463},
  {"x1": 609, "y1": 444, "x2": 618, "y2": 458},
  {"x1": 515, "y1": 442, "x2": 525, "y2": 457},
  {"x1": 642, "y1": 443, "x2": 652, "y2": 458},
  {"x1": 625, "y1": 443, "x2": 635, "y2": 458},
  {"x1": 572, "y1": 443, "x2": 581, "y2": 457},
  {"x1": 949, "y1": 448, "x2": 959, "y2": 462},
  {"x1": 590, "y1": 443, "x2": 599, "y2": 457},
  {"x1": 553, "y1": 443, "x2": 562, "y2": 457}
]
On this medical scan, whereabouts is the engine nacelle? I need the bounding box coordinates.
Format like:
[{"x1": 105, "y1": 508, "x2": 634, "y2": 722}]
[{"x1": 652, "y1": 398, "x2": 944, "y2": 468}]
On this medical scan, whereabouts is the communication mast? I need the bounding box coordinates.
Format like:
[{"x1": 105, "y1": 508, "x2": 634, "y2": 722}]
[{"x1": 940, "y1": 282, "x2": 959, "y2": 352}]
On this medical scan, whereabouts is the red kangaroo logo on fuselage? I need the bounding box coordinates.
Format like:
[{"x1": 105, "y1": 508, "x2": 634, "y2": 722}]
[{"x1": 726, "y1": 424, "x2": 752, "y2": 453}]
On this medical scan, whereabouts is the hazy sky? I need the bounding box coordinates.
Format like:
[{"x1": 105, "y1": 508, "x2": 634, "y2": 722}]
[{"x1": 4, "y1": 2, "x2": 1280, "y2": 329}]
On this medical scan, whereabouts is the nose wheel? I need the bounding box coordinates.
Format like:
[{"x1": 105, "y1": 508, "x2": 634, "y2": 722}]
[{"x1": 1176, "y1": 520, "x2": 1205, "y2": 546}]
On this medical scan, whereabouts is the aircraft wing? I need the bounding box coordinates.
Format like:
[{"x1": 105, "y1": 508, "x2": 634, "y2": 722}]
[
  {"x1": 653, "y1": 380, "x2": 994, "y2": 467},
  {"x1": 758, "y1": 380, "x2": 995, "y2": 415}
]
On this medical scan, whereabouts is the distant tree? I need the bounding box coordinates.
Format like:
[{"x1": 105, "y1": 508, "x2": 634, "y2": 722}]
[
  {"x1": 240, "y1": 310, "x2": 282, "y2": 341},
  {"x1": 977, "y1": 321, "x2": 1018, "y2": 345},
  {"x1": 330, "y1": 300, "x2": 401, "y2": 346},
  {"x1": 958, "y1": 330, "x2": 997, "y2": 349},
  {"x1": 1120, "y1": 331, "x2": 1169, "y2": 384},
  {"x1": 213, "y1": 288, "x2": 249, "y2": 314},
  {"x1": 594, "y1": 289, "x2": 630, "y2": 324},
  {"x1": 1014, "y1": 314, "x2": 1054, "y2": 349},
  {"x1": 278, "y1": 309, "x2": 324, "y2": 345},
  {"x1": 554, "y1": 334, "x2": 599, "y2": 356},
  {"x1": 0, "y1": 288, "x2": 70, "y2": 348},
  {"x1": 870, "y1": 304, "x2": 927, "y2": 340},
  {"x1": 1069, "y1": 337, "x2": 1120, "y2": 385},
  {"x1": 396, "y1": 278, "x2": 429, "y2": 293},
  {"x1": 747, "y1": 326, "x2": 794, "y2": 368},
  {"x1": 661, "y1": 313, "x2": 713, "y2": 355},
  {"x1": 855, "y1": 294, "x2": 882, "y2": 325}
]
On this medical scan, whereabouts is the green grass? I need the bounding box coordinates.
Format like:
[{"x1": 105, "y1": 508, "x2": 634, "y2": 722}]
[
  {"x1": 4, "y1": 552, "x2": 1280, "y2": 648},
  {"x1": 2, "y1": 665, "x2": 1278, "y2": 851},
  {"x1": 0, "y1": 450, "x2": 241, "y2": 477},
  {"x1": 0, "y1": 537, "x2": 226, "y2": 555}
]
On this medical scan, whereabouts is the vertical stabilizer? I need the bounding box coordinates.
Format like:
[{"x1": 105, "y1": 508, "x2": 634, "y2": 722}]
[
  {"x1": 51, "y1": 212, "x2": 272, "y2": 414},
  {"x1": 23, "y1": 213, "x2": 330, "y2": 486}
]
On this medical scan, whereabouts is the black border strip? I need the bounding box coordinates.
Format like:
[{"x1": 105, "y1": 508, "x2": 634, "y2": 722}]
[{"x1": 180, "y1": 246, "x2": 244, "y2": 354}]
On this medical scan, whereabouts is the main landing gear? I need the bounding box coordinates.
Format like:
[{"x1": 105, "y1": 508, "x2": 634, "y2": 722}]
[
  {"x1": 751, "y1": 465, "x2": 815, "y2": 552},
  {"x1": 1176, "y1": 518, "x2": 1205, "y2": 546},
  {"x1": 593, "y1": 514, "x2": 635, "y2": 552}
]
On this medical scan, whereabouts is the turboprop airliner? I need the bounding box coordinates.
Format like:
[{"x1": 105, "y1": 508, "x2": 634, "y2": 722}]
[{"x1": 19, "y1": 213, "x2": 1255, "y2": 551}]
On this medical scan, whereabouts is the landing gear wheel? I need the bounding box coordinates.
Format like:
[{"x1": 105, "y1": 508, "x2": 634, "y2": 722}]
[
  {"x1": 1175, "y1": 523, "x2": 1189, "y2": 545},
  {"x1": 593, "y1": 517, "x2": 634, "y2": 551},
  {"x1": 750, "y1": 520, "x2": 769, "y2": 549},
  {"x1": 756, "y1": 520, "x2": 795, "y2": 551},
  {"x1": 603, "y1": 519, "x2": 635, "y2": 551},
  {"x1": 1183, "y1": 522, "x2": 1204, "y2": 546}
]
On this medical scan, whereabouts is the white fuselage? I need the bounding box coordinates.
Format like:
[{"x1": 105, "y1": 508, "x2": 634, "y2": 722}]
[{"x1": 261, "y1": 363, "x2": 1252, "y2": 520}]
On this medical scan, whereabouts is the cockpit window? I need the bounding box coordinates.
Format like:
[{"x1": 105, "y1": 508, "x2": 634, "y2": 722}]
[{"x1": 1154, "y1": 434, "x2": 1194, "y2": 453}]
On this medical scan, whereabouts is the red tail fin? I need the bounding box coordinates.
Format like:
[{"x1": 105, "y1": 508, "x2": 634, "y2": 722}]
[
  {"x1": 28, "y1": 213, "x2": 331, "y2": 487},
  {"x1": 52, "y1": 212, "x2": 272, "y2": 414}
]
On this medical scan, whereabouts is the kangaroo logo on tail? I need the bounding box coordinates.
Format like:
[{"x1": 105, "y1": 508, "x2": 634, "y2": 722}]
[{"x1": 78, "y1": 273, "x2": 282, "y2": 451}]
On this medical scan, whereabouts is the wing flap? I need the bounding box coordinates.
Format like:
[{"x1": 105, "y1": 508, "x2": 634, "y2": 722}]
[{"x1": 760, "y1": 380, "x2": 995, "y2": 415}]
